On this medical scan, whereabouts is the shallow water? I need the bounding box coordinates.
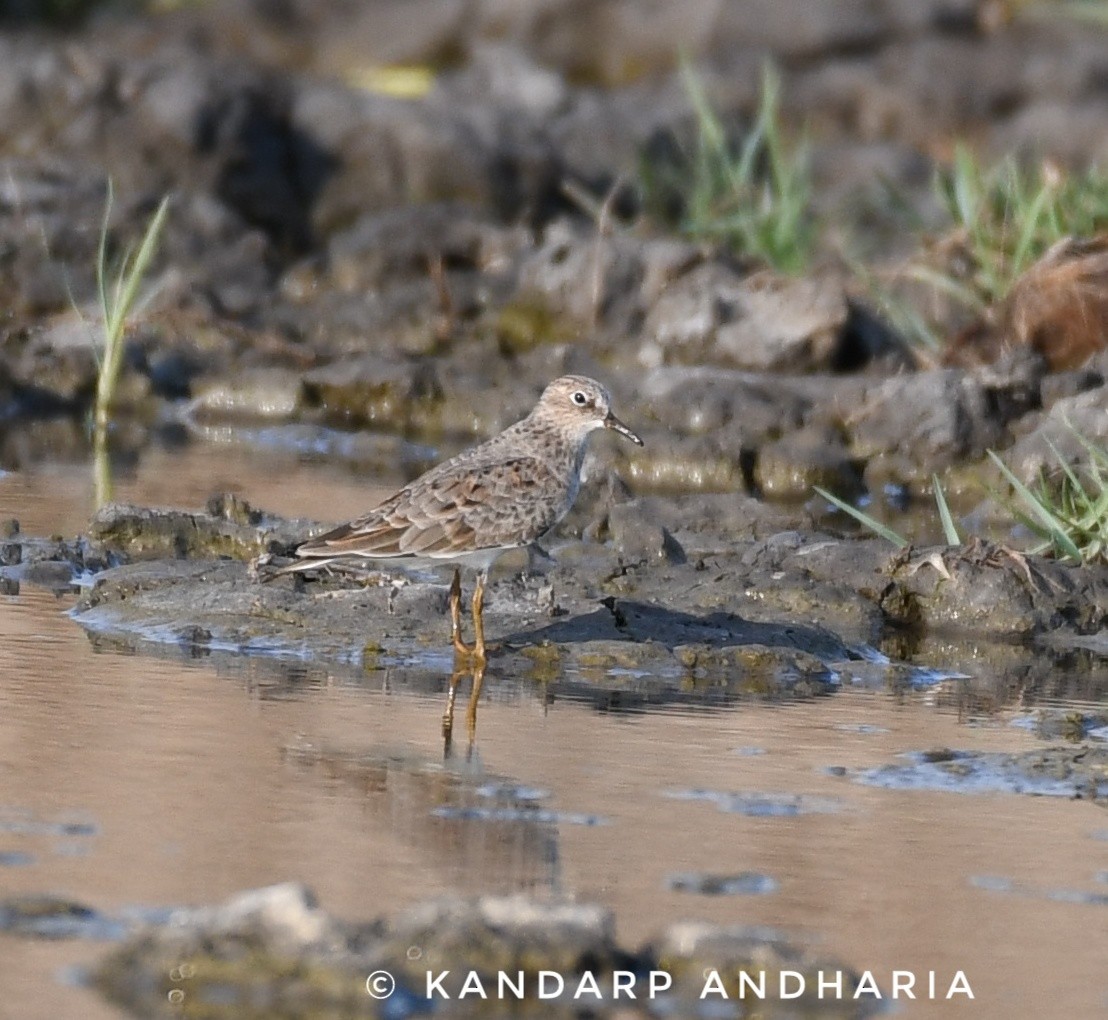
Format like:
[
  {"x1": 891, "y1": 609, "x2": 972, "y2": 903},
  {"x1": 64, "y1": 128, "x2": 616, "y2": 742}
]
[{"x1": 1, "y1": 439, "x2": 1107, "y2": 1019}]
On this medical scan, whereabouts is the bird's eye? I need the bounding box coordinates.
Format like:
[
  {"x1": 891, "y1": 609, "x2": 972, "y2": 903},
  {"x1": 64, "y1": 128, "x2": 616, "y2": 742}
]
[{"x1": 572, "y1": 391, "x2": 588, "y2": 406}]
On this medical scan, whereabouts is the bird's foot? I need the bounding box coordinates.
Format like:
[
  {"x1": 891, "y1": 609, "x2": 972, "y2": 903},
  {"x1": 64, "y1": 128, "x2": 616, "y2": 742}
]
[{"x1": 452, "y1": 638, "x2": 493, "y2": 665}]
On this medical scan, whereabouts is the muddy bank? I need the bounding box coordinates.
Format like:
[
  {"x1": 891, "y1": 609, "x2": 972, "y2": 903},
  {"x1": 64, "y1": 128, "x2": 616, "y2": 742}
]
[
  {"x1": 2, "y1": 0, "x2": 1108, "y2": 512},
  {"x1": 25, "y1": 498, "x2": 1095, "y2": 703}
]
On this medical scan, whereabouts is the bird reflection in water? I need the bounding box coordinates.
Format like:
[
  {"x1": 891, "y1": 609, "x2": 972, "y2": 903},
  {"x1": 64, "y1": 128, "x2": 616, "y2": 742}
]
[{"x1": 442, "y1": 659, "x2": 485, "y2": 759}]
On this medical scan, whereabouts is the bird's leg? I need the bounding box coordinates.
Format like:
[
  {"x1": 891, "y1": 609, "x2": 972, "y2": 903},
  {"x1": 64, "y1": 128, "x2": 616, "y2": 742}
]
[
  {"x1": 442, "y1": 661, "x2": 464, "y2": 751},
  {"x1": 470, "y1": 570, "x2": 487, "y2": 664},
  {"x1": 464, "y1": 658, "x2": 485, "y2": 757},
  {"x1": 449, "y1": 568, "x2": 474, "y2": 658}
]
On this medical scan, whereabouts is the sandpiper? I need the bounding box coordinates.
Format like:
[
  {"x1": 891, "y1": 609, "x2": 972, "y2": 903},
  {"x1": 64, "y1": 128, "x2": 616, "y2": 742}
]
[{"x1": 276, "y1": 375, "x2": 642, "y2": 662}]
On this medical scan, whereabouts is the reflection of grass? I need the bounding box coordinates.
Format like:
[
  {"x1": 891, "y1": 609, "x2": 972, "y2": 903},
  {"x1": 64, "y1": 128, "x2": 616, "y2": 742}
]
[
  {"x1": 935, "y1": 145, "x2": 1108, "y2": 308},
  {"x1": 989, "y1": 430, "x2": 1108, "y2": 564},
  {"x1": 91, "y1": 187, "x2": 169, "y2": 507},
  {"x1": 640, "y1": 63, "x2": 815, "y2": 273}
]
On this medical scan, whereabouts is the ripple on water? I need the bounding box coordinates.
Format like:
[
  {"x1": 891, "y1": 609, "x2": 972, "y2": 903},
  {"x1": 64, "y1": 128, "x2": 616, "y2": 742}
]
[
  {"x1": 0, "y1": 850, "x2": 34, "y2": 867},
  {"x1": 970, "y1": 875, "x2": 1108, "y2": 907},
  {"x1": 0, "y1": 808, "x2": 99, "y2": 839},
  {"x1": 432, "y1": 806, "x2": 608, "y2": 826},
  {"x1": 663, "y1": 789, "x2": 845, "y2": 817},
  {"x1": 666, "y1": 871, "x2": 779, "y2": 896}
]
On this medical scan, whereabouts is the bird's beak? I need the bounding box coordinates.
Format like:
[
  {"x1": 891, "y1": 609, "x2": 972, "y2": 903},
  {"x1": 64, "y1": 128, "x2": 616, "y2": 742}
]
[{"x1": 604, "y1": 411, "x2": 643, "y2": 446}]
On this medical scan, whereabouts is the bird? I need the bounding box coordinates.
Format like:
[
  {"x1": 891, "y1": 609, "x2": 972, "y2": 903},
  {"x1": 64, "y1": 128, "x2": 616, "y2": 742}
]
[{"x1": 273, "y1": 375, "x2": 643, "y2": 663}]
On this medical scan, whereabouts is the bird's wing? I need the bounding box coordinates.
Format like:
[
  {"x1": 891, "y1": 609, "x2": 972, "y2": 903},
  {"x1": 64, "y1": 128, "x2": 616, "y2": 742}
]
[{"x1": 293, "y1": 456, "x2": 565, "y2": 562}]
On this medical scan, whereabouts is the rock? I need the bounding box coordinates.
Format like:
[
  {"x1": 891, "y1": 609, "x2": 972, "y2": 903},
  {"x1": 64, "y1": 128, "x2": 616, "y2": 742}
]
[
  {"x1": 326, "y1": 202, "x2": 528, "y2": 291},
  {"x1": 64, "y1": 496, "x2": 1105, "y2": 680},
  {"x1": 607, "y1": 500, "x2": 686, "y2": 565},
  {"x1": 999, "y1": 386, "x2": 1108, "y2": 484},
  {"x1": 187, "y1": 368, "x2": 304, "y2": 421},
  {"x1": 93, "y1": 884, "x2": 622, "y2": 1017},
  {"x1": 92, "y1": 879, "x2": 870, "y2": 1017},
  {"x1": 643, "y1": 268, "x2": 878, "y2": 373},
  {"x1": 673, "y1": 643, "x2": 837, "y2": 696},
  {"x1": 639, "y1": 365, "x2": 810, "y2": 444},
  {"x1": 713, "y1": 0, "x2": 890, "y2": 57},
  {"x1": 645, "y1": 492, "x2": 810, "y2": 545},
  {"x1": 0, "y1": 895, "x2": 104, "y2": 939},
  {"x1": 616, "y1": 432, "x2": 747, "y2": 494},
  {"x1": 881, "y1": 541, "x2": 1108, "y2": 636},
  {"x1": 844, "y1": 370, "x2": 1007, "y2": 480},
  {"x1": 712, "y1": 274, "x2": 850, "y2": 372},
  {"x1": 88, "y1": 500, "x2": 304, "y2": 561},
  {"x1": 649, "y1": 920, "x2": 868, "y2": 1013},
  {"x1": 856, "y1": 745, "x2": 1108, "y2": 799},
  {"x1": 754, "y1": 425, "x2": 862, "y2": 500},
  {"x1": 515, "y1": 219, "x2": 646, "y2": 332},
  {"x1": 301, "y1": 355, "x2": 442, "y2": 430},
  {"x1": 448, "y1": 42, "x2": 570, "y2": 117}
]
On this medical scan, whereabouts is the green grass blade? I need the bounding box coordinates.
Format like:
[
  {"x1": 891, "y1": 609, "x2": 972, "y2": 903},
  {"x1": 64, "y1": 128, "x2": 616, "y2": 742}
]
[
  {"x1": 113, "y1": 197, "x2": 169, "y2": 333},
  {"x1": 988, "y1": 450, "x2": 1083, "y2": 560},
  {"x1": 901, "y1": 263, "x2": 990, "y2": 314},
  {"x1": 932, "y1": 475, "x2": 961, "y2": 546},
  {"x1": 1010, "y1": 180, "x2": 1053, "y2": 275},
  {"x1": 94, "y1": 193, "x2": 170, "y2": 431},
  {"x1": 93, "y1": 181, "x2": 113, "y2": 367},
  {"x1": 814, "y1": 487, "x2": 909, "y2": 549}
]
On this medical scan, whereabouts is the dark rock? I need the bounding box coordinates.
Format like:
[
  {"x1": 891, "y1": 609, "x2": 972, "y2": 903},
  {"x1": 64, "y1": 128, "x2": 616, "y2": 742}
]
[
  {"x1": 21, "y1": 559, "x2": 75, "y2": 589},
  {"x1": 639, "y1": 366, "x2": 810, "y2": 446}
]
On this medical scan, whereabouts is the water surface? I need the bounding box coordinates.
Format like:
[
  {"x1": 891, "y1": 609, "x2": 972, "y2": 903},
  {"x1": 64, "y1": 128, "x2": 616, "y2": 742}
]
[{"x1": 1, "y1": 441, "x2": 1106, "y2": 1019}]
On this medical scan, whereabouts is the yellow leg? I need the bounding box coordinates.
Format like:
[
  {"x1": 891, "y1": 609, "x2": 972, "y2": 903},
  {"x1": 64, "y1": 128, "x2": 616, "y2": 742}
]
[
  {"x1": 465, "y1": 659, "x2": 485, "y2": 748},
  {"x1": 471, "y1": 571, "x2": 487, "y2": 664},
  {"x1": 449, "y1": 568, "x2": 474, "y2": 658},
  {"x1": 442, "y1": 662, "x2": 465, "y2": 747},
  {"x1": 443, "y1": 659, "x2": 485, "y2": 758}
]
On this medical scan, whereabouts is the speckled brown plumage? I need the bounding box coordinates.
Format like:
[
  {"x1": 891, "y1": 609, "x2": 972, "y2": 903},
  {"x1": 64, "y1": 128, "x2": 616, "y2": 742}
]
[{"x1": 278, "y1": 376, "x2": 642, "y2": 662}]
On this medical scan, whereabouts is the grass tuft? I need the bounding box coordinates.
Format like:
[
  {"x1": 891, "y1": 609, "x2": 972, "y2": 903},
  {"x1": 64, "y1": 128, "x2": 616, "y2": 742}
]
[
  {"x1": 640, "y1": 62, "x2": 815, "y2": 273},
  {"x1": 935, "y1": 145, "x2": 1108, "y2": 307},
  {"x1": 988, "y1": 430, "x2": 1108, "y2": 564},
  {"x1": 93, "y1": 186, "x2": 170, "y2": 432}
]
